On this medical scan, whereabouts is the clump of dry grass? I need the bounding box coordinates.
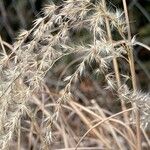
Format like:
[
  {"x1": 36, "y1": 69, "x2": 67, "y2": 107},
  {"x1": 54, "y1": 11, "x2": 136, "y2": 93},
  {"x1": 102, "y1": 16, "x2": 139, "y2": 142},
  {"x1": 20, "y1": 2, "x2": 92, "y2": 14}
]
[{"x1": 0, "y1": 0, "x2": 150, "y2": 149}]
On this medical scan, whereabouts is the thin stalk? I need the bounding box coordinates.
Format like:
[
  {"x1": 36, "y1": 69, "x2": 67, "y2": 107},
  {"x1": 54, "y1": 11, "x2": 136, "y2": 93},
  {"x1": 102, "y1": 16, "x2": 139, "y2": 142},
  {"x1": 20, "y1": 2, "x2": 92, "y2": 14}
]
[
  {"x1": 17, "y1": 119, "x2": 21, "y2": 150},
  {"x1": 102, "y1": 0, "x2": 128, "y2": 122},
  {"x1": 122, "y1": 0, "x2": 141, "y2": 149},
  {"x1": 102, "y1": 1, "x2": 135, "y2": 149}
]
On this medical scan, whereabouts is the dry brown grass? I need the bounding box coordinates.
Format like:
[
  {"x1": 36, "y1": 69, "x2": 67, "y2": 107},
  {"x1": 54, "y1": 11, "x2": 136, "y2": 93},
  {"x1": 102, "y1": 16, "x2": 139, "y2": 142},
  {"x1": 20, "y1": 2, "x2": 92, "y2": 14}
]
[{"x1": 0, "y1": 0, "x2": 150, "y2": 149}]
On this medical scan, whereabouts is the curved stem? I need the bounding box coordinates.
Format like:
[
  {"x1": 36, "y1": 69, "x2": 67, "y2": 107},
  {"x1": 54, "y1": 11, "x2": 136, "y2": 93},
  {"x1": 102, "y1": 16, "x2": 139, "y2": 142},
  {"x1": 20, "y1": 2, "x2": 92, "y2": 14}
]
[
  {"x1": 135, "y1": 41, "x2": 150, "y2": 51},
  {"x1": 75, "y1": 107, "x2": 135, "y2": 150}
]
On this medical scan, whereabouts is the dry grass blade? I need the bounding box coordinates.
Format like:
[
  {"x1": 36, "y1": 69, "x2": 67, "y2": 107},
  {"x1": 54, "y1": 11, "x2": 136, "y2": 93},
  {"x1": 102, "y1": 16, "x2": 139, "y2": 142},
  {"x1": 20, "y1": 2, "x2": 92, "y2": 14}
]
[{"x1": 75, "y1": 107, "x2": 135, "y2": 150}]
